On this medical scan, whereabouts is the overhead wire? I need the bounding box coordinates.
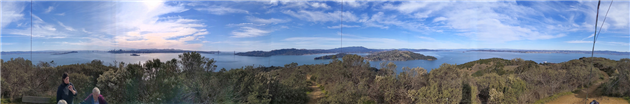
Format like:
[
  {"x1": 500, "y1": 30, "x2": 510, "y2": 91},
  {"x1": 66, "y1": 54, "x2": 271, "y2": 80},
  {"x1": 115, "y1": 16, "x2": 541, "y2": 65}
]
[{"x1": 587, "y1": 0, "x2": 602, "y2": 101}]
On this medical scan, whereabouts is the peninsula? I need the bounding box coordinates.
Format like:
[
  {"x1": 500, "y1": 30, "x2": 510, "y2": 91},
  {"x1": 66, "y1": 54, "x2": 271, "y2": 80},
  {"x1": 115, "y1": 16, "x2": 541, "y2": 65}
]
[{"x1": 364, "y1": 50, "x2": 437, "y2": 61}]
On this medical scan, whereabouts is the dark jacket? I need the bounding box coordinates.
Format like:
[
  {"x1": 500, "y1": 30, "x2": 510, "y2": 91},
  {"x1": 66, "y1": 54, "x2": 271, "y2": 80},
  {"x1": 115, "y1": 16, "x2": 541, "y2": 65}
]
[
  {"x1": 57, "y1": 82, "x2": 77, "y2": 104},
  {"x1": 82, "y1": 94, "x2": 108, "y2": 104}
]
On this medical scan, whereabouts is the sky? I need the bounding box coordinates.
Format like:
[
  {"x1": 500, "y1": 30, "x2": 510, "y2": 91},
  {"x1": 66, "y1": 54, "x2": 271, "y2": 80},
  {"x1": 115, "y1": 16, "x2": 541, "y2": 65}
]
[{"x1": 1, "y1": 0, "x2": 629, "y2": 52}]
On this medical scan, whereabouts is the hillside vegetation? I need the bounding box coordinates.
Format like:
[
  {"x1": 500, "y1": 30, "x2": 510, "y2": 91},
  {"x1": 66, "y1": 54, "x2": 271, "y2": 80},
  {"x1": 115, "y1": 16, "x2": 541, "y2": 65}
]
[
  {"x1": 2, "y1": 52, "x2": 629, "y2": 104},
  {"x1": 365, "y1": 50, "x2": 437, "y2": 61}
]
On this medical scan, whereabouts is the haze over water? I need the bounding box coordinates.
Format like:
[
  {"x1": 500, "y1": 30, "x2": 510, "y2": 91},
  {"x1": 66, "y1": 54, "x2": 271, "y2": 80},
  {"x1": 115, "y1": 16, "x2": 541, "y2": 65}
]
[{"x1": 3, "y1": 51, "x2": 628, "y2": 73}]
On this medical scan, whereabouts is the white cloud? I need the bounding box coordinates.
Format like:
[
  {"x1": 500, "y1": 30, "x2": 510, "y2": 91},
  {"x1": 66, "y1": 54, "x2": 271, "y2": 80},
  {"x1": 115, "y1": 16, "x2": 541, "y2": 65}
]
[
  {"x1": 327, "y1": 24, "x2": 360, "y2": 29},
  {"x1": 416, "y1": 36, "x2": 436, "y2": 41},
  {"x1": 195, "y1": 6, "x2": 248, "y2": 15},
  {"x1": 283, "y1": 36, "x2": 466, "y2": 49},
  {"x1": 44, "y1": 6, "x2": 54, "y2": 14},
  {"x1": 226, "y1": 23, "x2": 266, "y2": 27},
  {"x1": 439, "y1": 2, "x2": 566, "y2": 42},
  {"x1": 333, "y1": 0, "x2": 367, "y2": 8},
  {"x1": 608, "y1": 42, "x2": 629, "y2": 46},
  {"x1": 1, "y1": 2, "x2": 25, "y2": 28},
  {"x1": 310, "y1": 2, "x2": 330, "y2": 9},
  {"x1": 0, "y1": 43, "x2": 14, "y2": 45},
  {"x1": 57, "y1": 21, "x2": 76, "y2": 31},
  {"x1": 282, "y1": 10, "x2": 358, "y2": 22},
  {"x1": 246, "y1": 16, "x2": 290, "y2": 24},
  {"x1": 55, "y1": 13, "x2": 65, "y2": 16},
  {"x1": 582, "y1": 33, "x2": 595, "y2": 40},
  {"x1": 82, "y1": 28, "x2": 92, "y2": 34},
  {"x1": 565, "y1": 40, "x2": 628, "y2": 46},
  {"x1": 566, "y1": 40, "x2": 594, "y2": 43},
  {"x1": 104, "y1": 1, "x2": 208, "y2": 50},
  {"x1": 231, "y1": 27, "x2": 271, "y2": 38},
  {"x1": 5, "y1": 14, "x2": 68, "y2": 38}
]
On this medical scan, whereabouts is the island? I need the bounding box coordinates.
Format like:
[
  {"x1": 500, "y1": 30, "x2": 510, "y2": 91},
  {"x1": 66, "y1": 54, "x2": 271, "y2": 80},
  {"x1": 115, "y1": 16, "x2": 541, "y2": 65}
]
[
  {"x1": 235, "y1": 46, "x2": 439, "y2": 57},
  {"x1": 314, "y1": 53, "x2": 350, "y2": 60},
  {"x1": 364, "y1": 50, "x2": 437, "y2": 61},
  {"x1": 108, "y1": 49, "x2": 218, "y2": 54},
  {"x1": 51, "y1": 51, "x2": 78, "y2": 55}
]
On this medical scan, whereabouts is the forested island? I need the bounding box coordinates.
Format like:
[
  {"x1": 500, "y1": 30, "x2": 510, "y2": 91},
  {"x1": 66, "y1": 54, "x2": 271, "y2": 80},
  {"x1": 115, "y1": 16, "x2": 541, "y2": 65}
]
[
  {"x1": 2, "y1": 52, "x2": 630, "y2": 104},
  {"x1": 365, "y1": 50, "x2": 437, "y2": 61},
  {"x1": 108, "y1": 49, "x2": 218, "y2": 54},
  {"x1": 51, "y1": 51, "x2": 78, "y2": 55},
  {"x1": 314, "y1": 53, "x2": 350, "y2": 60},
  {"x1": 235, "y1": 46, "x2": 438, "y2": 57}
]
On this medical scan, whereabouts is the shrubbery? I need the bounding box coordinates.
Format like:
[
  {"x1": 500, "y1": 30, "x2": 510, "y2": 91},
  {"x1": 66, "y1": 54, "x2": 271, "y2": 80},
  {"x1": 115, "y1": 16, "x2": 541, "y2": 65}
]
[{"x1": 1, "y1": 53, "x2": 627, "y2": 104}]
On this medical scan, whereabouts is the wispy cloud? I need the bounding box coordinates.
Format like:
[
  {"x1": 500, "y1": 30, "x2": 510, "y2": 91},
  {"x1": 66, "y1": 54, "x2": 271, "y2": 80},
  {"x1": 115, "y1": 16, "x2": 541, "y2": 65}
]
[
  {"x1": 0, "y1": 43, "x2": 14, "y2": 45},
  {"x1": 416, "y1": 36, "x2": 436, "y2": 41},
  {"x1": 282, "y1": 10, "x2": 358, "y2": 22},
  {"x1": 226, "y1": 23, "x2": 266, "y2": 27},
  {"x1": 566, "y1": 40, "x2": 594, "y2": 43},
  {"x1": 1, "y1": 2, "x2": 25, "y2": 28},
  {"x1": 5, "y1": 14, "x2": 68, "y2": 38},
  {"x1": 195, "y1": 6, "x2": 248, "y2": 15},
  {"x1": 231, "y1": 27, "x2": 271, "y2": 38},
  {"x1": 608, "y1": 42, "x2": 629, "y2": 46},
  {"x1": 57, "y1": 21, "x2": 76, "y2": 31},
  {"x1": 327, "y1": 24, "x2": 360, "y2": 29},
  {"x1": 246, "y1": 16, "x2": 290, "y2": 24},
  {"x1": 82, "y1": 28, "x2": 92, "y2": 34},
  {"x1": 55, "y1": 13, "x2": 65, "y2": 16},
  {"x1": 310, "y1": 2, "x2": 330, "y2": 9},
  {"x1": 103, "y1": 1, "x2": 208, "y2": 50},
  {"x1": 44, "y1": 6, "x2": 54, "y2": 13}
]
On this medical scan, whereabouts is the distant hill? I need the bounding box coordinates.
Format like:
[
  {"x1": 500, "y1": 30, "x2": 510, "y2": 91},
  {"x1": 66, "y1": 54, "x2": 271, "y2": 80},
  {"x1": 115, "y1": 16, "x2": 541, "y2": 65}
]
[
  {"x1": 108, "y1": 49, "x2": 218, "y2": 54},
  {"x1": 365, "y1": 50, "x2": 437, "y2": 61},
  {"x1": 235, "y1": 46, "x2": 439, "y2": 57},
  {"x1": 235, "y1": 48, "x2": 329, "y2": 57},
  {"x1": 469, "y1": 50, "x2": 630, "y2": 55}
]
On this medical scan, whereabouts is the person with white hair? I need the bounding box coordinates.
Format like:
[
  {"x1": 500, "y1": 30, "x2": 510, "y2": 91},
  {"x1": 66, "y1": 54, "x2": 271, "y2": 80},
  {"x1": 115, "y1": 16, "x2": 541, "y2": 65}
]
[
  {"x1": 58, "y1": 99, "x2": 67, "y2": 104},
  {"x1": 81, "y1": 87, "x2": 108, "y2": 104}
]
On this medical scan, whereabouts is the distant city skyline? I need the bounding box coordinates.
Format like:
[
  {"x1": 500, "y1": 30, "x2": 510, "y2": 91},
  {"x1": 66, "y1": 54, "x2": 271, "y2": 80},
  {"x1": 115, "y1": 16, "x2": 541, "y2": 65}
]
[{"x1": 2, "y1": 0, "x2": 629, "y2": 52}]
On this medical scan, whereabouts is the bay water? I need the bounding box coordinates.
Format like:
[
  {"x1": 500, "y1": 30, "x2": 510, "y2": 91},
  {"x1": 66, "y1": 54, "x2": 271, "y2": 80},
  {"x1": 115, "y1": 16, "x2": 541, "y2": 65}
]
[{"x1": 2, "y1": 51, "x2": 628, "y2": 73}]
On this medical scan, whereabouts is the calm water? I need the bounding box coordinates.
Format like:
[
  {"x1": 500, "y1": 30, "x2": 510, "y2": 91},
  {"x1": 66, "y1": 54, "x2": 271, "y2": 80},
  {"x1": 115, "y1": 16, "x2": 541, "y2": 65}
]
[{"x1": 2, "y1": 51, "x2": 629, "y2": 73}]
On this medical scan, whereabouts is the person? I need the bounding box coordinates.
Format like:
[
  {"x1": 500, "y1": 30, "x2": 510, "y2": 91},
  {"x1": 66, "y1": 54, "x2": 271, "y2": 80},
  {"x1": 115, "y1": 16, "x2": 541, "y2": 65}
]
[
  {"x1": 57, "y1": 73, "x2": 77, "y2": 104},
  {"x1": 58, "y1": 100, "x2": 67, "y2": 104},
  {"x1": 82, "y1": 87, "x2": 108, "y2": 104},
  {"x1": 590, "y1": 100, "x2": 599, "y2": 104}
]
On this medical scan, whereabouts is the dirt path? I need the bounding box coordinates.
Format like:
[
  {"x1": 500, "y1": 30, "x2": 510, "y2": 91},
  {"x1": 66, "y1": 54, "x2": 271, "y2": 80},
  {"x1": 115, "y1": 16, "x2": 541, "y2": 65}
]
[
  {"x1": 307, "y1": 75, "x2": 324, "y2": 104},
  {"x1": 547, "y1": 71, "x2": 628, "y2": 104}
]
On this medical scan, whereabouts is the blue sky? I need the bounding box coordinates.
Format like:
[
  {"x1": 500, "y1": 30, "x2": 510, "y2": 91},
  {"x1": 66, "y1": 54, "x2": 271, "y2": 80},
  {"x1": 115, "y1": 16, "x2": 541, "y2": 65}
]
[{"x1": 1, "y1": 0, "x2": 629, "y2": 52}]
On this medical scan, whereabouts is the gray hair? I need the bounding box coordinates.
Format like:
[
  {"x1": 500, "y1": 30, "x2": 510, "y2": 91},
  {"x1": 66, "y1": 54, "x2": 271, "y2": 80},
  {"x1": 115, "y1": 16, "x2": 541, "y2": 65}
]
[
  {"x1": 93, "y1": 87, "x2": 100, "y2": 95},
  {"x1": 58, "y1": 100, "x2": 67, "y2": 104}
]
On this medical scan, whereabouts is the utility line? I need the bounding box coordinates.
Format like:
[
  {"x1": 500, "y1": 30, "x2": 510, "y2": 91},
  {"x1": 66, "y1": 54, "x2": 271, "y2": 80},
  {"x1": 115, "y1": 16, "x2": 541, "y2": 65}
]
[
  {"x1": 596, "y1": 0, "x2": 613, "y2": 42},
  {"x1": 587, "y1": 0, "x2": 612, "y2": 102},
  {"x1": 587, "y1": 0, "x2": 602, "y2": 102}
]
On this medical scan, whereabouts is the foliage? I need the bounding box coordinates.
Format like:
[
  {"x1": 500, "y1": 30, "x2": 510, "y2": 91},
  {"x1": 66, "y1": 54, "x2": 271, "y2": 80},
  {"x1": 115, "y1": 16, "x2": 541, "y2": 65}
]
[{"x1": 1, "y1": 54, "x2": 627, "y2": 104}]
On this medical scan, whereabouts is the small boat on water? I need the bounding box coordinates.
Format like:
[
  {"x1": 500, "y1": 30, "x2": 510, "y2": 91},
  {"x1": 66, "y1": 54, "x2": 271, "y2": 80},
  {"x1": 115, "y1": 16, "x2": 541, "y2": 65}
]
[{"x1": 131, "y1": 53, "x2": 140, "y2": 56}]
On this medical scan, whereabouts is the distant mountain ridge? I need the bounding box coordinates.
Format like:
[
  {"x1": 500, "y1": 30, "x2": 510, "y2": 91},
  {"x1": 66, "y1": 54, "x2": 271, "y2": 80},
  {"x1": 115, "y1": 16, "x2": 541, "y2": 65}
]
[
  {"x1": 108, "y1": 49, "x2": 218, "y2": 54},
  {"x1": 235, "y1": 46, "x2": 438, "y2": 57},
  {"x1": 469, "y1": 49, "x2": 630, "y2": 55}
]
